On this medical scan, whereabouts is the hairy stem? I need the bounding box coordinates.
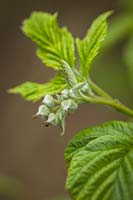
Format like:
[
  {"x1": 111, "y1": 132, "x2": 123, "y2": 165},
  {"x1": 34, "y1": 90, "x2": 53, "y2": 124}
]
[
  {"x1": 80, "y1": 78, "x2": 133, "y2": 117},
  {"x1": 93, "y1": 97, "x2": 133, "y2": 117},
  {"x1": 88, "y1": 78, "x2": 112, "y2": 99}
]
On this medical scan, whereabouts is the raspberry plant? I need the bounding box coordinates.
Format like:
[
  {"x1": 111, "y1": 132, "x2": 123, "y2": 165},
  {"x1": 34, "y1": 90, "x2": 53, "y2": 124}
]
[{"x1": 9, "y1": 11, "x2": 133, "y2": 200}]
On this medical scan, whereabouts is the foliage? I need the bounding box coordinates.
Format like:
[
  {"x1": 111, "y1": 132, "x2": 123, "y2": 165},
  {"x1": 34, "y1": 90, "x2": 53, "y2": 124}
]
[
  {"x1": 22, "y1": 12, "x2": 75, "y2": 70},
  {"x1": 65, "y1": 121, "x2": 133, "y2": 200},
  {"x1": 76, "y1": 11, "x2": 112, "y2": 76},
  {"x1": 8, "y1": 73, "x2": 66, "y2": 102},
  {"x1": 9, "y1": 9, "x2": 133, "y2": 200},
  {"x1": 9, "y1": 11, "x2": 110, "y2": 102}
]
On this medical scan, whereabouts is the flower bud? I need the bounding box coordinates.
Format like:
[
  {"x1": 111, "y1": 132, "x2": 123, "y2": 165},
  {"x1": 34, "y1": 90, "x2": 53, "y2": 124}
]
[
  {"x1": 47, "y1": 113, "x2": 59, "y2": 125},
  {"x1": 81, "y1": 83, "x2": 94, "y2": 96},
  {"x1": 69, "y1": 88, "x2": 80, "y2": 99},
  {"x1": 56, "y1": 94, "x2": 61, "y2": 101},
  {"x1": 61, "y1": 89, "x2": 69, "y2": 100},
  {"x1": 61, "y1": 99, "x2": 78, "y2": 113},
  {"x1": 42, "y1": 95, "x2": 54, "y2": 107},
  {"x1": 68, "y1": 83, "x2": 85, "y2": 99},
  {"x1": 36, "y1": 105, "x2": 50, "y2": 119},
  {"x1": 73, "y1": 82, "x2": 86, "y2": 90},
  {"x1": 81, "y1": 83, "x2": 89, "y2": 92}
]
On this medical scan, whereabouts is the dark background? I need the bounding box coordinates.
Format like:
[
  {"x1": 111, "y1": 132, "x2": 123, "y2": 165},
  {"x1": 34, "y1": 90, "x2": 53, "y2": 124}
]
[{"x1": 0, "y1": 0, "x2": 130, "y2": 200}]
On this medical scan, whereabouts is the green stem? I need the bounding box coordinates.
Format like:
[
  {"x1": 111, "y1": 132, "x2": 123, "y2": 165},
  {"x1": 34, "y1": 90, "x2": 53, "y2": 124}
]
[
  {"x1": 80, "y1": 80, "x2": 133, "y2": 117},
  {"x1": 93, "y1": 97, "x2": 133, "y2": 117},
  {"x1": 88, "y1": 78, "x2": 112, "y2": 99},
  {"x1": 81, "y1": 93, "x2": 133, "y2": 117}
]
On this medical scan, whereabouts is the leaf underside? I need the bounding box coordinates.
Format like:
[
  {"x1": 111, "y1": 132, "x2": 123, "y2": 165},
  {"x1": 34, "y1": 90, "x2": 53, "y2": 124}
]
[{"x1": 65, "y1": 121, "x2": 133, "y2": 200}]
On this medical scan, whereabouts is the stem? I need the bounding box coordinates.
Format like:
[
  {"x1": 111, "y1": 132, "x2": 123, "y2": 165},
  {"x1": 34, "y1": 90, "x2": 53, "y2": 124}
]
[
  {"x1": 93, "y1": 97, "x2": 133, "y2": 117},
  {"x1": 80, "y1": 78, "x2": 133, "y2": 117},
  {"x1": 81, "y1": 94, "x2": 133, "y2": 117},
  {"x1": 88, "y1": 78, "x2": 112, "y2": 99}
]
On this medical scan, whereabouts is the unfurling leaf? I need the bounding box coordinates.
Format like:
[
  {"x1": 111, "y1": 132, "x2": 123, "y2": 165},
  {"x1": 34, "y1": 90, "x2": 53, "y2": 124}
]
[
  {"x1": 60, "y1": 60, "x2": 77, "y2": 87},
  {"x1": 65, "y1": 121, "x2": 133, "y2": 200},
  {"x1": 8, "y1": 74, "x2": 67, "y2": 102},
  {"x1": 76, "y1": 11, "x2": 112, "y2": 76},
  {"x1": 22, "y1": 12, "x2": 75, "y2": 70}
]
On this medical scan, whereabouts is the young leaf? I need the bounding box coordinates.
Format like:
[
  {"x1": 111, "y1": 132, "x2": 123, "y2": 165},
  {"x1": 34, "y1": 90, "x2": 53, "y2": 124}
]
[
  {"x1": 22, "y1": 12, "x2": 75, "y2": 70},
  {"x1": 76, "y1": 11, "x2": 112, "y2": 76},
  {"x1": 60, "y1": 60, "x2": 77, "y2": 87},
  {"x1": 8, "y1": 74, "x2": 67, "y2": 102},
  {"x1": 65, "y1": 121, "x2": 133, "y2": 200}
]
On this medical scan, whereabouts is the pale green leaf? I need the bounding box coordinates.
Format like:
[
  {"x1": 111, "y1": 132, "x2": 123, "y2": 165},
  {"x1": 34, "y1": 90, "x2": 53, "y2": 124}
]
[
  {"x1": 60, "y1": 60, "x2": 77, "y2": 87},
  {"x1": 8, "y1": 74, "x2": 67, "y2": 102},
  {"x1": 22, "y1": 12, "x2": 75, "y2": 70},
  {"x1": 76, "y1": 11, "x2": 112, "y2": 76},
  {"x1": 65, "y1": 121, "x2": 133, "y2": 200}
]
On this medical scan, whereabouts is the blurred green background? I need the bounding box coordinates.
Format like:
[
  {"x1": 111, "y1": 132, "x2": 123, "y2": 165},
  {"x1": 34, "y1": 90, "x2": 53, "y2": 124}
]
[{"x1": 1, "y1": 0, "x2": 133, "y2": 199}]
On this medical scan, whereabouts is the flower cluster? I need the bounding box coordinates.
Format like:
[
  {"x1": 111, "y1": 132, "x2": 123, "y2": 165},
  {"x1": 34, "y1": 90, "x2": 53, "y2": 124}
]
[{"x1": 35, "y1": 82, "x2": 91, "y2": 135}]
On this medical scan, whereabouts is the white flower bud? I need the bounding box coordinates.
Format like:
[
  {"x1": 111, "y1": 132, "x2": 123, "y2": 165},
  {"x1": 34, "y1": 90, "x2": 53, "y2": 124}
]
[
  {"x1": 47, "y1": 113, "x2": 59, "y2": 125},
  {"x1": 61, "y1": 99, "x2": 78, "y2": 113},
  {"x1": 68, "y1": 83, "x2": 86, "y2": 99},
  {"x1": 56, "y1": 94, "x2": 61, "y2": 101},
  {"x1": 81, "y1": 83, "x2": 89, "y2": 92},
  {"x1": 69, "y1": 88, "x2": 80, "y2": 99},
  {"x1": 36, "y1": 105, "x2": 50, "y2": 119},
  {"x1": 73, "y1": 82, "x2": 86, "y2": 90},
  {"x1": 42, "y1": 95, "x2": 54, "y2": 107},
  {"x1": 61, "y1": 89, "x2": 69, "y2": 100},
  {"x1": 81, "y1": 83, "x2": 94, "y2": 95}
]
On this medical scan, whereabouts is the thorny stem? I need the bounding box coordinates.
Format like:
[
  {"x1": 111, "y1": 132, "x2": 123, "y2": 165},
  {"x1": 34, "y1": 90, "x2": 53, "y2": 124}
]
[{"x1": 81, "y1": 78, "x2": 133, "y2": 118}]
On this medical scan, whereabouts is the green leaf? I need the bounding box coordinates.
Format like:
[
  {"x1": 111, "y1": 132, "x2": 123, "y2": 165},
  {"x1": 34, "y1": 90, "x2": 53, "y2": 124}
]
[
  {"x1": 22, "y1": 12, "x2": 75, "y2": 70},
  {"x1": 65, "y1": 121, "x2": 133, "y2": 200},
  {"x1": 123, "y1": 36, "x2": 133, "y2": 89},
  {"x1": 76, "y1": 11, "x2": 112, "y2": 76},
  {"x1": 8, "y1": 74, "x2": 67, "y2": 102}
]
